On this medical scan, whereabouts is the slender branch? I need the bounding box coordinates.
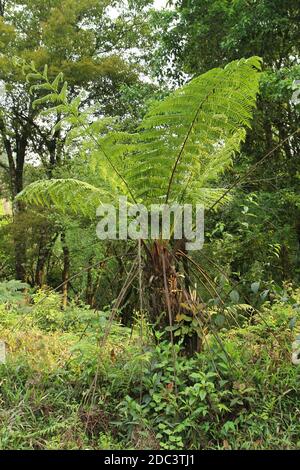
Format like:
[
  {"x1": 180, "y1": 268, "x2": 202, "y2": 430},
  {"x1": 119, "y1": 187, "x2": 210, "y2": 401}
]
[
  {"x1": 165, "y1": 87, "x2": 216, "y2": 204},
  {"x1": 208, "y1": 128, "x2": 300, "y2": 212},
  {"x1": 161, "y1": 248, "x2": 178, "y2": 394},
  {"x1": 100, "y1": 255, "x2": 139, "y2": 347}
]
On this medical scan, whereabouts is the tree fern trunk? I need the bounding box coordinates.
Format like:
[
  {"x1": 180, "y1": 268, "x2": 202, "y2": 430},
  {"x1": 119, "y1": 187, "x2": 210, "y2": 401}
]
[{"x1": 144, "y1": 240, "x2": 200, "y2": 354}]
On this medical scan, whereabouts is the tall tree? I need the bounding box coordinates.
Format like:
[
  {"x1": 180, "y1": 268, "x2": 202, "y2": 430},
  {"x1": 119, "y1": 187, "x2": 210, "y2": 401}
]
[{"x1": 0, "y1": 0, "x2": 155, "y2": 280}]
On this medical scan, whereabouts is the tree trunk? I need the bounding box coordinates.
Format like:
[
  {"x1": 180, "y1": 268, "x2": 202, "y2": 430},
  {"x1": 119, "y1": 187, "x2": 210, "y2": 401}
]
[
  {"x1": 61, "y1": 232, "x2": 70, "y2": 309},
  {"x1": 0, "y1": 116, "x2": 28, "y2": 281},
  {"x1": 35, "y1": 232, "x2": 58, "y2": 287},
  {"x1": 144, "y1": 240, "x2": 201, "y2": 354},
  {"x1": 13, "y1": 157, "x2": 27, "y2": 281}
]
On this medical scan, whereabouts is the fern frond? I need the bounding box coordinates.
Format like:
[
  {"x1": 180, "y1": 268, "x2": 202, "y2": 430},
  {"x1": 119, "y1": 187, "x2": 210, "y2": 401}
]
[
  {"x1": 17, "y1": 179, "x2": 117, "y2": 218},
  {"x1": 123, "y1": 57, "x2": 261, "y2": 205},
  {"x1": 185, "y1": 188, "x2": 232, "y2": 208}
]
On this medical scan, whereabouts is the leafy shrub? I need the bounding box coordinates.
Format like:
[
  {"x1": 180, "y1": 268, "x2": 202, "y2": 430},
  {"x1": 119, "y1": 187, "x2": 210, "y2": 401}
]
[
  {"x1": 116, "y1": 296, "x2": 300, "y2": 450},
  {"x1": 117, "y1": 337, "x2": 232, "y2": 449},
  {"x1": 1, "y1": 292, "x2": 300, "y2": 450},
  {"x1": 30, "y1": 289, "x2": 104, "y2": 333},
  {"x1": 0, "y1": 280, "x2": 29, "y2": 307}
]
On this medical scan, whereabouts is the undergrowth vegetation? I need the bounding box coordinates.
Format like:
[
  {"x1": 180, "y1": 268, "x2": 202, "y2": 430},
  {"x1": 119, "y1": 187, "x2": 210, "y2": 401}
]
[
  {"x1": 1, "y1": 286, "x2": 300, "y2": 450},
  {"x1": 0, "y1": 0, "x2": 300, "y2": 453}
]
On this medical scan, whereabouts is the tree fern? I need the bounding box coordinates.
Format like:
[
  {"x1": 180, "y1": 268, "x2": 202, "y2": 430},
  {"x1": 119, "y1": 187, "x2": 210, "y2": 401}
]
[{"x1": 17, "y1": 57, "x2": 261, "y2": 217}]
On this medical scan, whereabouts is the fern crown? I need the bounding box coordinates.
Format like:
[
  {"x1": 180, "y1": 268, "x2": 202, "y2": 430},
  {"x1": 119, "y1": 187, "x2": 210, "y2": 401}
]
[{"x1": 18, "y1": 57, "x2": 262, "y2": 217}]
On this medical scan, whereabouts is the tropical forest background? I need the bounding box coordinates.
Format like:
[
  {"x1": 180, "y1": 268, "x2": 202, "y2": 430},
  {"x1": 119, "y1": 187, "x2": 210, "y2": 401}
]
[{"x1": 0, "y1": 0, "x2": 300, "y2": 450}]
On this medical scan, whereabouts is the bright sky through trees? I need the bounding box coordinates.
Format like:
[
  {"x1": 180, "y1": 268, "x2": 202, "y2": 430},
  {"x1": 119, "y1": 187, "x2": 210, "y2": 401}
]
[{"x1": 153, "y1": 0, "x2": 168, "y2": 7}]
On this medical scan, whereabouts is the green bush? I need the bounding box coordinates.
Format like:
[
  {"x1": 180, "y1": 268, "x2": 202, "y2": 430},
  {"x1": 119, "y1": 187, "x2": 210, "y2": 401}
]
[{"x1": 1, "y1": 291, "x2": 300, "y2": 450}]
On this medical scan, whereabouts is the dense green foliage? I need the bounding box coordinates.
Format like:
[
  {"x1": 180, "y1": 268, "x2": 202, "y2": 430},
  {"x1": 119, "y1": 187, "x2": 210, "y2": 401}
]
[
  {"x1": 18, "y1": 57, "x2": 261, "y2": 210},
  {"x1": 0, "y1": 0, "x2": 300, "y2": 451},
  {"x1": 0, "y1": 286, "x2": 300, "y2": 450},
  {"x1": 152, "y1": 0, "x2": 300, "y2": 288}
]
